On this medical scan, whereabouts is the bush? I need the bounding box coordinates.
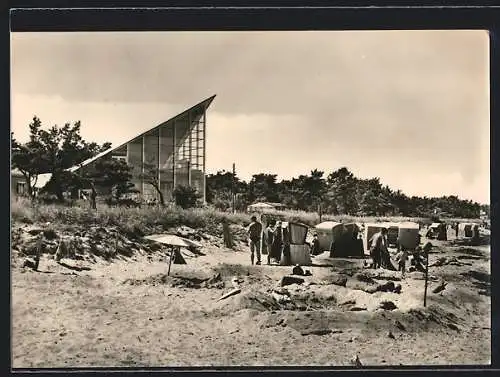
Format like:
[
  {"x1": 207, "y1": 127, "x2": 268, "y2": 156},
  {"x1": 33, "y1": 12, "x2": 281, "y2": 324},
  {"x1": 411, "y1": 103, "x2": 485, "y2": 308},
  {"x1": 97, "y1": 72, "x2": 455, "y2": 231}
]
[{"x1": 173, "y1": 185, "x2": 201, "y2": 209}]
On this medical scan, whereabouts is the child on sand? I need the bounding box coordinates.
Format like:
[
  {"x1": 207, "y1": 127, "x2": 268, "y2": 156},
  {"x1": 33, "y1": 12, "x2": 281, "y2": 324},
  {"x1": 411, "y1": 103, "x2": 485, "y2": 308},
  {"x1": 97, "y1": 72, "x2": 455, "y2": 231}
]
[{"x1": 396, "y1": 247, "x2": 409, "y2": 278}]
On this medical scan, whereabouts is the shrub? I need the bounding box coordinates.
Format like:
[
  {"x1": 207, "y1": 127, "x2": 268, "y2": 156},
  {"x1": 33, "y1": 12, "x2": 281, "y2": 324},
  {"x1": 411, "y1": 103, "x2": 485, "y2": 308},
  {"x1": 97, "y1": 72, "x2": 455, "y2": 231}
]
[{"x1": 173, "y1": 185, "x2": 201, "y2": 209}]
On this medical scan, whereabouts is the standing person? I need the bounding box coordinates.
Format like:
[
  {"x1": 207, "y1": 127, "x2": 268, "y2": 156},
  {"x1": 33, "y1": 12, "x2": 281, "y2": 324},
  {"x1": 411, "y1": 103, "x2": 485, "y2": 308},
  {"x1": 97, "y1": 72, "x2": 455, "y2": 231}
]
[
  {"x1": 247, "y1": 216, "x2": 263, "y2": 265},
  {"x1": 281, "y1": 224, "x2": 291, "y2": 265},
  {"x1": 263, "y1": 220, "x2": 275, "y2": 265},
  {"x1": 271, "y1": 221, "x2": 283, "y2": 263},
  {"x1": 395, "y1": 246, "x2": 409, "y2": 278},
  {"x1": 369, "y1": 227, "x2": 388, "y2": 269}
]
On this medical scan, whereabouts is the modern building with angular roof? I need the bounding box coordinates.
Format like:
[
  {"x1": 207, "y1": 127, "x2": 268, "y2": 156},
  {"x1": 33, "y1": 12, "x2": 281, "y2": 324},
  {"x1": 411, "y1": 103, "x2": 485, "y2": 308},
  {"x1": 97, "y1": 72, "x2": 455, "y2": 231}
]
[{"x1": 69, "y1": 95, "x2": 215, "y2": 203}]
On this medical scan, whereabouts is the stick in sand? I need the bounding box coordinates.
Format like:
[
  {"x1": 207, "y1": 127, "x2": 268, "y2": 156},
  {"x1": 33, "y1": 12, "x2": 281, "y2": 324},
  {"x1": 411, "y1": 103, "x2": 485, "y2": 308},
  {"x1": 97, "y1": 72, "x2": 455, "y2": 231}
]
[
  {"x1": 167, "y1": 246, "x2": 176, "y2": 276},
  {"x1": 217, "y1": 288, "x2": 241, "y2": 302},
  {"x1": 421, "y1": 241, "x2": 434, "y2": 307}
]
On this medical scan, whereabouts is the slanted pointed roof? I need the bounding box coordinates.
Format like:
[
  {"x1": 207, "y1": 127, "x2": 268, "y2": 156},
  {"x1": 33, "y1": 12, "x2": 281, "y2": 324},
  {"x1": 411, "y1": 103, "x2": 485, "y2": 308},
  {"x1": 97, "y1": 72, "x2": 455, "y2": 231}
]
[{"x1": 69, "y1": 95, "x2": 216, "y2": 172}]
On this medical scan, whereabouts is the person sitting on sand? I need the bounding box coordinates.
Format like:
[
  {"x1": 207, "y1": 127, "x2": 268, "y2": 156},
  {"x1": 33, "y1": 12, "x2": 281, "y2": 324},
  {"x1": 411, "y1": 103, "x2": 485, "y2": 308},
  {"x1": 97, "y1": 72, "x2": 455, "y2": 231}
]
[
  {"x1": 310, "y1": 233, "x2": 321, "y2": 256},
  {"x1": 247, "y1": 216, "x2": 263, "y2": 265}
]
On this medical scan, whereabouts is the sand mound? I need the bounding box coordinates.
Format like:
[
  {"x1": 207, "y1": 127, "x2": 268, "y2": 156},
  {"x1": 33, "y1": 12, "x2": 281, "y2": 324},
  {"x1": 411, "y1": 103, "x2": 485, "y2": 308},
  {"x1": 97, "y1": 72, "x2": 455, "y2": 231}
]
[
  {"x1": 259, "y1": 309, "x2": 370, "y2": 335},
  {"x1": 461, "y1": 270, "x2": 490, "y2": 283},
  {"x1": 213, "y1": 283, "x2": 342, "y2": 315},
  {"x1": 211, "y1": 263, "x2": 265, "y2": 278},
  {"x1": 407, "y1": 306, "x2": 463, "y2": 331},
  {"x1": 123, "y1": 270, "x2": 225, "y2": 289},
  {"x1": 214, "y1": 290, "x2": 281, "y2": 313}
]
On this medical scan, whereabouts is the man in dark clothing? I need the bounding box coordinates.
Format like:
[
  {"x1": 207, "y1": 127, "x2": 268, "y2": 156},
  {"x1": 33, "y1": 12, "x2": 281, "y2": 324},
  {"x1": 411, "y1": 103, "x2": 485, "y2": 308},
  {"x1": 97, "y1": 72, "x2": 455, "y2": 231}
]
[
  {"x1": 281, "y1": 225, "x2": 291, "y2": 265},
  {"x1": 271, "y1": 221, "x2": 283, "y2": 263},
  {"x1": 247, "y1": 216, "x2": 263, "y2": 265}
]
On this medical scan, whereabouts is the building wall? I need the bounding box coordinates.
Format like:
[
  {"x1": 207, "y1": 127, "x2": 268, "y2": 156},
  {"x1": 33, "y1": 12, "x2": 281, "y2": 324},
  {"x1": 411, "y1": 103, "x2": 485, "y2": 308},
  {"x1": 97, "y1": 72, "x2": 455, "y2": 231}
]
[
  {"x1": 127, "y1": 138, "x2": 143, "y2": 195},
  {"x1": 119, "y1": 107, "x2": 206, "y2": 203},
  {"x1": 69, "y1": 101, "x2": 208, "y2": 204},
  {"x1": 11, "y1": 174, "x2": 26, "y2": 196}
]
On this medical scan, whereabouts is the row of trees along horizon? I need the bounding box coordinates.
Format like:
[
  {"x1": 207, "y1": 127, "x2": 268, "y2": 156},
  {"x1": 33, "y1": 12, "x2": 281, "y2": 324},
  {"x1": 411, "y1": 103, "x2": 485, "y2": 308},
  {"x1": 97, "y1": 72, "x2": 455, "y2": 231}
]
[{"x1": 12, "y1": 117, "x2": 488, "y2": 218}]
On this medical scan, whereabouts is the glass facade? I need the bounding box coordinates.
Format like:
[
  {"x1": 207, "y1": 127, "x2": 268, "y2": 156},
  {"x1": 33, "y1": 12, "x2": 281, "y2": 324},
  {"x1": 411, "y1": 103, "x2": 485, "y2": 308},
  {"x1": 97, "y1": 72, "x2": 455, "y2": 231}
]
[{"x1": 76, "y1": 96, "x2": 213, "y2": 203}]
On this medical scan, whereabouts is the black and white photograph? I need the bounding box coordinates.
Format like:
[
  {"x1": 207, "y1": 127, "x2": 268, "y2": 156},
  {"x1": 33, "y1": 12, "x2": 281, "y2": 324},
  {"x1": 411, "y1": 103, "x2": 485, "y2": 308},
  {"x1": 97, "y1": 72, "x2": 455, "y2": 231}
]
[{"x1": 10, "y1": 29, "x2": 490, "y2": 367}]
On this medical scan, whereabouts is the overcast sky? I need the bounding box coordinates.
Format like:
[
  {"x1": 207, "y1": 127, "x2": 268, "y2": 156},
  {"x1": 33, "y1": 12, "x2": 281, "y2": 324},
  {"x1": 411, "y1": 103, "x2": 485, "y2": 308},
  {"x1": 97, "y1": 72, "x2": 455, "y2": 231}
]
[{"x1": 11, "y1": 31, "x2": 490, "y2": 204}]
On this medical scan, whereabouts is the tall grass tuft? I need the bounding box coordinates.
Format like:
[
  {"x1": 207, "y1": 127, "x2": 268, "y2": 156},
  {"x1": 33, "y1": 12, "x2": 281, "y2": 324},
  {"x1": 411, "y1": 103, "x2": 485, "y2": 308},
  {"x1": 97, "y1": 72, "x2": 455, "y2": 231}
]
[
  {"x1": 13, "y1": 198, "x2": 479, "y2": 235},
  {"x1": 11, "y1": 199, "x2": 253, "y2": 236}
]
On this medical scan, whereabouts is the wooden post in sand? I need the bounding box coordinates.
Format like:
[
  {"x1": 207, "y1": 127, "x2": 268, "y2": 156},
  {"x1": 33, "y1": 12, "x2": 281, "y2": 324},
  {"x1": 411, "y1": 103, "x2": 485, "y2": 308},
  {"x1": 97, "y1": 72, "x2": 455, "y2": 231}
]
[
  {"x1": 167, "y1": 247, "x2": 176, "y2": 276},
  {"x1": 231, "y1": 163, "x2": 236, "y2": 214},
  {"x1": 223, "y1": 221, "x2": 234, "y2": 249},
  {"x1": 423, "y1": 249, "x2": 429, "y2": 307}
]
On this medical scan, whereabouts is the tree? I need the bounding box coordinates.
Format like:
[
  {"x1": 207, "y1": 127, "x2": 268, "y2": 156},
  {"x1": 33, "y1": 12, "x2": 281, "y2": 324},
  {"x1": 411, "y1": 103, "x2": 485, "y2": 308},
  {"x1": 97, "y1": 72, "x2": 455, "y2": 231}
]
[
  {"x1": 173, "y1": 185, "x2": 201, "y2": 209},
  {"x1": 11, "y1": 118, "x2": 47, "y2": 199},
  {"x1": 206, "y1": 170, "x2": 249, "y2": 211},
  {"x1": 300, "y1": 169, "x2": 327, "y2": 210},
  {"x1": 326, "y1": 167, "x2": 358, "y2": 215},
  {"x1": 82, "y1": 157, "x2": 139, "y2": 201},
  {"x1": 356, "y1": 177, "x2": 391, "y2": 216},
  {"x1": 14, "y1": 117, "x2": 111, "y2": 201},
  {"x1": 202, "y1": 163, "x2": 483, "y2": 219},
  {"x1": 248, "y1": 173, "x2": 279, "y2": 203},
  {"x1": 139, "y1": 160, "x2": 166, "y2": 206}
]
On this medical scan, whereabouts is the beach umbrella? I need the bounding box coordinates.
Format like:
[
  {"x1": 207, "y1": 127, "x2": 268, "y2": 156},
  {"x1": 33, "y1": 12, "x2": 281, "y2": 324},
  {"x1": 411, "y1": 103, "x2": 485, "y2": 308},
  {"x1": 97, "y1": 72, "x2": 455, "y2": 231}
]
[
  {"x1": 144, "y1": 234, "x2": 202, "y2": 275},
  {"x1": 144, "y1": 234, "x2": 202, "y2": 248}
]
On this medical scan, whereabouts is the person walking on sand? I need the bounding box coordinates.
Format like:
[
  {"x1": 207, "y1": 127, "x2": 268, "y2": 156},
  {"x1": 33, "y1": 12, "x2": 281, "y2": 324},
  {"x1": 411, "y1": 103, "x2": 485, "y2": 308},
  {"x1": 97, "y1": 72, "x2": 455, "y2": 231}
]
[
  {"x1": 263, "y1": 220, "x2": 275, "y2": 265},
  {"x1": 247, "y1": 216, "x2": 263, "y2": 265},
  {"x1": 369, "y1": 227, "x2": 388, "y2": 269}
]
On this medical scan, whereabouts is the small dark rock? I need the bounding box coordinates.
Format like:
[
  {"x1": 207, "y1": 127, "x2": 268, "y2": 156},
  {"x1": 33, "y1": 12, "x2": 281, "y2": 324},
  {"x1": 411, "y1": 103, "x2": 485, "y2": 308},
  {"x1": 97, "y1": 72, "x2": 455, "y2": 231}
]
[
  {"x1": 395, "y1": 320, "x2": 406, "y2": 331},
  {"x1": 350, "y1": 306, "x2": 367, "y2": 312},
  {"x1": 354, "y1": 273, "x2": 376, "y2": 284},
  {"x1": 280, "y1": 275, "x2": 305, "y2": 287},
  {"x1": 379, "y1": 301, "x2": 397, "y2": 311},
  {"x1": 300, "y1": 328, "x2": 333, "y2": 336},
  {"x1": 43, "y1": 229, "x2": 58, "y2": 240},
  {"x1": 394, "y1": 284, "x2": 402, "y2": 293},
  {"x1": 340, "y1": 299, "x2": 356, "y2": 306},
  {"x1": 387, "y1": 331, "x2": 395, "y2": 339},
  {"x1": 28, "y1": 228, "x2": 43, "y2": 236},
  {"x1": 377, "y1": 281, "x2": 396, "y2": 292},
  {"x1": 432, "y1": 281, "x2": 447, "y2": 294}
]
